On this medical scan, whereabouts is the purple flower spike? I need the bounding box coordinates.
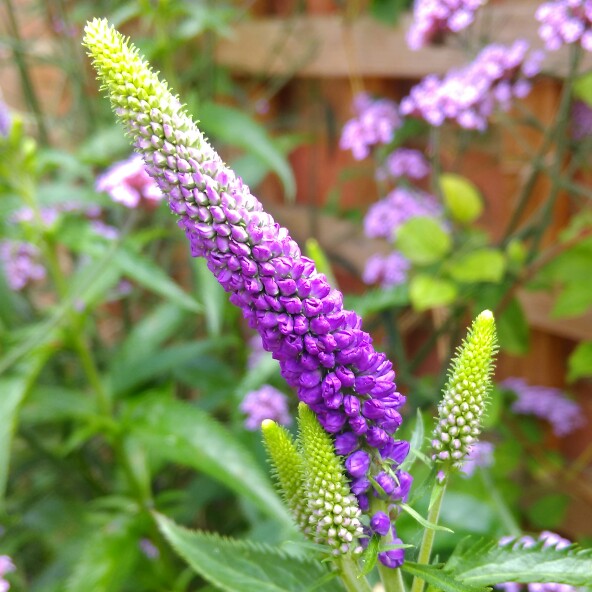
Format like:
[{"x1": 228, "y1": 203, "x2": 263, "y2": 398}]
[
  {"x1": 380, "y1": 440, "x2": 410, "y2": 465},
  {"x1": 346, "y1": 450, "x2": 371, "y2": 478},
  {"x1": 334, "y1": 431, "x2": 359, "y2": 456},
  {"x1": 371, "y1": 511, "x2": 391, "y2": 536},
  {"x1": 84, "y1": 18, "x2": 411, "y2": 566}
]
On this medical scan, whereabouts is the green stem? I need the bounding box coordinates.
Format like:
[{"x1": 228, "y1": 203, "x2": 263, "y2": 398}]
[
  {"x1": 410, "y1": 478, "x2": 447, "y2": 592},
  {"x1": 336, "y1": 556, "x2": 372, "y2": 592},
  {"x1": 479, "y1": 468, "x2": 521, "y2": 536},
  {"x1": 3, "y1": 0, "x2": 49, "y2": 144},
  {"x1": 527, "y1": 44, "x2": 582, "y2": 262}
]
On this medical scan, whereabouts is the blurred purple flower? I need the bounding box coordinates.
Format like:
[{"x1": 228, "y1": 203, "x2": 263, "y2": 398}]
[
  {"x1": 536, "y1": 0, "x2": 592, "y2": 51},
  {"x1": 0, "y1": 100, "x2": 11, "y2": 137},
  {"x1": 363, "y1": 252, "x2": 410, "y2": 289},
  {"x1": 0, "y1": 555, "x2": 14, "y2": 592},
  {"x1": 400, "y1": 41, "x2": 545, "y2": 130},
  {"x1": 377, "y1": 148, "x2": 431, "y2": 181},
  {"x1": 96, "y1": 154, "x2": 163, "y2": 208},
  {"x1": 240, "y1": 385, "x2": 292, "y2": 431},
  {"x1": 11, "y1": 202, "x2": 103, "y2": 227},
  {"x1": 364, "y1": 187, "x2": 443, "y2": 240},
  {"x1": 501, "y1": 378, "x2": 585, "y2": 437},
  {"x1": 139, "y1": 538, "x2": 160, "y2": 560},
  {"x1": 91, "y1": 220, "x2": 119, "y2": 240},
  {"x1": 0, "y1": 241, "x2": 46, "y2": 291},
  {"x1": 461, "y1": 441, "x2": 494, "y2": 476},
  {"x1": 407, "y1": 0, "x2": 487, "y2": 50},
  {"x1": 571, "y1": 99, "x2": 592, "y2": 140},
  {"x1": 340, "y1": 93, "x2": 401, "y2": 160},
  {"x1": 497, "y1": 531, "x2": 576, "y2": 592},
  {"x1": 246, "y1": 333, "x2": 271, "y2": 369}
]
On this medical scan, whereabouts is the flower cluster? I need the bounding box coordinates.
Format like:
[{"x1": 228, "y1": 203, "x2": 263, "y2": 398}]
[
  {"x1": 84, "y1": 18, "x2": 410, "y2": 564},
  {"x1": 0, "y1": 241, "x2": 46, "y2": 291},
  {"x1": 96, "y1": 154, "x2": 163, "y2": 208},
  {"x1": 364, "y1": 187, "x2": 443, "y2": 240},
  {"x1": 376, "y1": 148, "x2": 430, "y2": 181},
  {"x1": 501, "y1": 378, "x2": 585, "y2": 437},
  {"x1": 11, "y1": 201, "x2": 102, "y2": 228},
  {"x1": 432, "y1": 310, "x2": 497, "y2": 470},
  {"x1": 362, "y1": 252, "x2": 410, "y2": 289},
  {"x1": 498, "y1": 531, "x2": 576, "y2": 592},
  {"x1": 339, "y1": 93, "x2": 401, "y2": 160},
  {"x1": 536, "y1": 0, "x2": 592, "y2": 51},
  {"x1": 0, "y1": 555, "x2": 14, "y2": 592},
  {"x1": 400, "y1": 40, "x2": 545, "y2": 130},
  {"x1": 240, "y1": 385, "x2": 292, "y2": 430},
  {"x1": 407, "y1": 0, "x2": 487, "y2": 50}
]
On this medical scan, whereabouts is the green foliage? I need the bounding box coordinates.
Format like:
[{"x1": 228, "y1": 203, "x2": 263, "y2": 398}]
[
  {"x1": 155, "y1": 513, "x2": 342, "y2": 592},
  {"x1": 568, "y1": 339, "x2": 592, "y2": 381},
  {"x1": 444, "y1": 537, "x2": 592, "y2": 587},
  {"x1": 440, "y1": 173, "x2": 484, "y2": 225},
  {"x1": 396, "y1": 217, "x2": 452, "y2": 264},
  {"x1": 447, "y1": 249, "x2": 506, "y2": 284},
  {"x1": 409, "y1": 274, "x2": 458, "y2": 311}
]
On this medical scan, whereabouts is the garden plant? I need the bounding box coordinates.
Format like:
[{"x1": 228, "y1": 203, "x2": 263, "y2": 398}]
[{"x1": 0, "y1": 1, "x2": 592, "y2": 591}]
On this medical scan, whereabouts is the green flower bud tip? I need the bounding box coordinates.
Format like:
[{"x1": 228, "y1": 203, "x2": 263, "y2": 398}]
[
  {"x1": 298, "y1": 403, "x2": 363, "y2": 556},
  {"x1": 261, "y1": 419, "x2": 309, "y2": 531},
  {"x1": 432, "y1": 310, "x2": 498, "y2": 470}
]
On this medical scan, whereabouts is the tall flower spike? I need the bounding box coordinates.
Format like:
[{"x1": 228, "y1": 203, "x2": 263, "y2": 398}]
[
  {"x1": 83, "y1": 19, "x2": 409, "y2": 558},
  {"x1": 298, "y1": 403, "x2": 363, "y2": 556},
  {"x1": 261, "y1": 420, "x2": 310, "y2": 531},
  {"x1": 432, "y1": 310, "x2": 498, "y2": 471}
]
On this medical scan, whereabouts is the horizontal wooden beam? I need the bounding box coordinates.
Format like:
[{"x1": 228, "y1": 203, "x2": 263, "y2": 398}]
[{"x1": 215, "y1": 4, "x2": 589, "y2": 78}]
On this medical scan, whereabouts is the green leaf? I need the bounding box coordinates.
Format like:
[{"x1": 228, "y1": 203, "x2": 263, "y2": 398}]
[
  {"x1": 110, "y1": 338, "x2": 234, "y2": 395},
  {"x1": 305, "y1": 238, "x2": 337, "y2": 288},
  {"x1": 402, "y1": 562, "x2": 490, "y2": 592},
  {"x1": 568, "y1": 340, "x2": 592, "y2": 382},
  {"x1": 440, "y1": 173, "x2": 483, "y2": 225},
  {"x1": 199, "y1": 102, "x2": 296, "y2": 201},
  {"x1": 400, "y1": 409, "x2": 425, "y2": 472},
  {"x1": 400, "y1": 503, "x2": 453, "y2": 533},
  {"x1": 409, "y1": 274, "x2": 458, "y2": 311},
  {"x1": 574, "y1": 71, "x2": 592, "y2": 106},
  {"x1": 66, "y1": 517, "x2": 139, "y2": 592},
  {"x1": 497, "y1": 297, "x2": 529, "y2": 355},
  {"x1": 0, "y1": 354, "x2": 50, "y2": 503},
  {"x1": 396, "y1": 217, "x2": 452, "y2": 265},
  {"x1": 113, "y1": 249, "x2": 202, "y2": 313},
  {"x1": 447, "y1": 249, "x2": 506, "y2": 284},
  {"x1": 194, "y1": 257, "x2": 226, "y2": 337},
  {"x1": 344, "y1": 284, "x2": 409, "y2": 318},
  {"x1": 125, "y1": 395, "x2": 291, "y2": 525},
  {"x1": 551, "y1": 278, "x2": 592, "y2": 317},
  {"x1": 20, "y1": 385, "x2": 95, "y2": 424},
  {"x1": 444, "y1": 537, "x2": 592, "y2": 587},
  {"x1": 525, "y1": 494, "x2": 569, "y2": 530},
  {"x1": 155, "y1": 513, "x2": 341, "y2": 592}
]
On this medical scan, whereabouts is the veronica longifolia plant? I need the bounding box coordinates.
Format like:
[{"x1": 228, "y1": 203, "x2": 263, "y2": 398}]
[{"x1": 83, "y1": 20, "x2": 592, "y2": 592}]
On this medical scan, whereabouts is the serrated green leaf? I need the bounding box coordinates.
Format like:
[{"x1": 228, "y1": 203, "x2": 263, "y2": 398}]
[
  {"x1": 155, "y1": 513, "x2": 342, "y2": 592},
  {"x1": 402, "y1": 562, "x2": 490, "y2": 592},
  {"x1": 113, "y1": 249, "x2": 202, "y2": 313},
  {"x1": 568, "y1": 340, "x2": 592, "y2": 382},
  {"x1": 125, "y1": 395, "x2": 291, "y2": 525},
  {"x1": 447, "y1": 249, "x2": 506, "y2": 284},
  {"x1": 444, "y1": 537, "x2": 592, "y2": 587},
  {"x1": 409, "y1": 274, "x2": 458, "y2": 311},
  {"x1": 396, "y1": 217, "x2": 452, "y2": 265},
  {"x1": 199, "y1": 102, "x2": 296, "y2": 201}
]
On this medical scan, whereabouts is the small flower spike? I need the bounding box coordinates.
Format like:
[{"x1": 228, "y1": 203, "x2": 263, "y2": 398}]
[
  {"x1": 298, "y1": 403, "x2": 364, "y2": 556},
  {"x1": 261, "y1": 419, "x2": 310, "y2": 531},
  {"x1": 432, "y1": 310, "x2": 498, "y2": 471}
]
